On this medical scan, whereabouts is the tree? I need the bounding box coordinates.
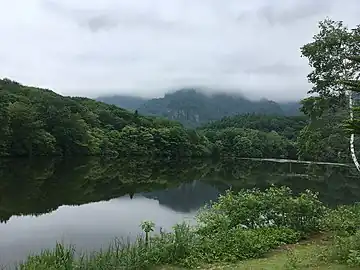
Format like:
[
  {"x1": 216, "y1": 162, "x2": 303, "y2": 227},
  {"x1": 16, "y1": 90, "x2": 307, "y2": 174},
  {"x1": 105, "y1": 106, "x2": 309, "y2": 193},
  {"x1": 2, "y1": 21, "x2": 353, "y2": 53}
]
[
  {"x1": 343, "y1": 55, "x2": 360, "y2": 170},
  {"x1": 344, "y1": 56, "x2": 360, "y2": 135},
  {"x1": 301, "y1": 19, "x2": 360, "y2": 170},
  {"x1": 8, "y1": 101, "x2": 43, "y2": 156},
  {"x1": 0, "y1": 103, "x2": 10, "y2": 155}
]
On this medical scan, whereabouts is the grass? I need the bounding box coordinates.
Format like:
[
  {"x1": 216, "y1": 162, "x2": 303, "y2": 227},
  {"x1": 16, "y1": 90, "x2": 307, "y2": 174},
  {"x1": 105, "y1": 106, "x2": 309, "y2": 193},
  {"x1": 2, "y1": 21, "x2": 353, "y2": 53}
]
[
  {"x1": 18, "y1": 238, "x2": 352, "y2": 270},
  {"x1": 161, "y1": 238, "x2": 351, "y2": 269}
]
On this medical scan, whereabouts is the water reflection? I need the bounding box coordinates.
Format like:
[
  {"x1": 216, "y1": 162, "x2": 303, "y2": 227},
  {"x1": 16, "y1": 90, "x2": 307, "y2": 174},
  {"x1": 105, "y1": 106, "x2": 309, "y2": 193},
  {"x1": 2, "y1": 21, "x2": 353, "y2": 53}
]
[
  {"x1": 0, "y1": 157, "x2": 359, "y2": 266},
  {"x1": 0, "y1": 196, "x2": 195, "y2": 266}
]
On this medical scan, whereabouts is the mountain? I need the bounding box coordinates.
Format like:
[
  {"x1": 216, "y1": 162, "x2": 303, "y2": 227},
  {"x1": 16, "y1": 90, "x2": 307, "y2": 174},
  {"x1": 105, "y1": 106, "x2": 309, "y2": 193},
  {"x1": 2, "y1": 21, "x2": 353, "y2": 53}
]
[
  {"x1": 279, "y1": 102, "x2": 302, "y2": 116},
  {"x1": 137, "y1": 89, "x2": 287, "y2": 127},
  {"x1": 0, "y1": 78, "x2": 212, "y2": 158},
  {"x1": 96, "y1": 95, "x2": 148, "y2": 111},
  {"x1": 97, "y1": 89, "x2": 302, "y2": 127}
]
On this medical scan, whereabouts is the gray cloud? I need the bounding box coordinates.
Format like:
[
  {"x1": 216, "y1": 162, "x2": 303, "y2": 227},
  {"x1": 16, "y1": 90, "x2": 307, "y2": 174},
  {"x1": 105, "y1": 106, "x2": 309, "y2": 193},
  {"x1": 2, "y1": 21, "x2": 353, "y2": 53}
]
[
  {"x1": 244, "y1": 63, "x2": 304, "y2": 76},
  {"x1": 85, "y1": 15, "x2": 118, "y2": 32},
  {"x1": 0, "y1": 0, "x2": 359, "y2": 101},
  {"x1": 257, "y1": 0, "x2": 331, "y2": 25}
]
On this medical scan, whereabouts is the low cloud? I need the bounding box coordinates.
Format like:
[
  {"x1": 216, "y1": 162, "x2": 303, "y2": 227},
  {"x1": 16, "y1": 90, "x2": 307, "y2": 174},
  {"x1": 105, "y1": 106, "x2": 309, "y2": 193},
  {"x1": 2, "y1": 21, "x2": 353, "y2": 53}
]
[
  {"x1": 0, "y1": 0, "x2": 359, "y2": 101},
  {"x1": 258, "y1": 0, "x2": 331, "y2": 25}
]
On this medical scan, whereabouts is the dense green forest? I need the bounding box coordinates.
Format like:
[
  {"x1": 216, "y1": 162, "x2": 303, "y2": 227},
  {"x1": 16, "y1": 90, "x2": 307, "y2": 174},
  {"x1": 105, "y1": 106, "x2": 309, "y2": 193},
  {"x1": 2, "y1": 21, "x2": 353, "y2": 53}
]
[
  {"x1": 297, "y1": 107, "x2": 360, "y2": 163},
  {"x1": 198, "y1": 112, "x2": 360, "y2": 163},
  {"x1": 0, "y1": 79, "x2": 212, "y2": 158},
  {"x1": 1, "y1": 77, "x2": 357, "y2": 162},
  {"x1": 200, "y1": 114, "x2": 308, "y2": 140},
  {"x1": 199, "y1": 117, "x2": 303, "y2": 160},
  {"x1": 98, "y1": 89, "x2": 301, "y2": 128}
]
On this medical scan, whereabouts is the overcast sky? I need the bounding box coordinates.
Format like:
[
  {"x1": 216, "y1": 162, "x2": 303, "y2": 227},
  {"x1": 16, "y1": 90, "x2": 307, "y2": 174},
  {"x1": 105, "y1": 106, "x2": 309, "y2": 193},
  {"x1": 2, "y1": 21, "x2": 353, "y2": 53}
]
[{"x1": 0, "y1": 0, "x2": 359, "y2": 101}]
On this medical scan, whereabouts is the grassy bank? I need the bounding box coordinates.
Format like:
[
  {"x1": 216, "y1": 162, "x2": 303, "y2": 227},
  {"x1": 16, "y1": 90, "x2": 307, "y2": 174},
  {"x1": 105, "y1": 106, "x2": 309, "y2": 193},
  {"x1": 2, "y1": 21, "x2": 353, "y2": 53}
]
[
  {"x1": 16, "y1": 187, "x2": 360, "y2": 269},
  {"x1": 162, "y1": 238, "x2": 349, "y2": 269}
]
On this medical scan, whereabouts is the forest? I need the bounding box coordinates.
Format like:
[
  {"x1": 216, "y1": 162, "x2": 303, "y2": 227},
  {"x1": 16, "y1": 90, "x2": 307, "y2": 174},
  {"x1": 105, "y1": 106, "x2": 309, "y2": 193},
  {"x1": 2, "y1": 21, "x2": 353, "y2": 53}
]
[
  {"x1": 0, "y1": 79, "x2": 212, "y2": 158},
  {"x1": 0, "y1": 76, "x2": 358, "y2": 162},
  {"x1": 0, "y1": 78, "x2": 309, "y2": 160}
]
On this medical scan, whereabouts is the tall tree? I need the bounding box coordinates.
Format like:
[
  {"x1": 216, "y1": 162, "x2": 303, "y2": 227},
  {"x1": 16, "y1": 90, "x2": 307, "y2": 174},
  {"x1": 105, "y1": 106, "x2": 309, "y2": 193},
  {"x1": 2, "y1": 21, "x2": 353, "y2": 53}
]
[
  {"x1": 301, "y1": 19, "x2": 360, "y2": 169},
  {"x1": 344, "y1": 55, "x2": 360, "y2": 170}
]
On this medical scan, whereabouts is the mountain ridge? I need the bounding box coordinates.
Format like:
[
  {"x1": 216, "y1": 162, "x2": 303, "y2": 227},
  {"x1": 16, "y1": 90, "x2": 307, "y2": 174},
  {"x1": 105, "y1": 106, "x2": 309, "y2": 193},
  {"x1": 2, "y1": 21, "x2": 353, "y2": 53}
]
[{"x1": 97, "y1": 89, "x2": 302, "y2": 127}]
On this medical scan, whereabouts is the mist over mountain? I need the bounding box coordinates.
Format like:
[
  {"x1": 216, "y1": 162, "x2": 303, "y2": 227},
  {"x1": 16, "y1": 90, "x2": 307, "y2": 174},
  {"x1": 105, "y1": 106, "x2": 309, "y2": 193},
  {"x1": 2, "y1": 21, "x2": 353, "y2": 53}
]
[
  {"x1": 96, "y1": 95, "x2": 148, "y2": 111},
  {"x1": 98, "y1": 89, "x2": 302, "y2": 127}
]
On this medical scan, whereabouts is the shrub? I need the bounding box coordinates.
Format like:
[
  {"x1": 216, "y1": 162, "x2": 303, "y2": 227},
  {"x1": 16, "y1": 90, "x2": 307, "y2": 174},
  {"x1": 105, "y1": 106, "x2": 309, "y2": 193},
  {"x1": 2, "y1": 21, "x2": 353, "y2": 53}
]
[
  {"x1": 321, "y1": 204, "x2": 360, "y2": 267},
  {"x1": 195, "y1": 226, "x2": 301, "y2": 263},
  {"x1": 322, "y1": 204, "x2": 360, "y2": 236},
  {"x1": 197, "y1": 186, "x2": 326, "y2": 236},
  {"x1": 325, "y1": 231, "x2": 360, "y2": 267}
]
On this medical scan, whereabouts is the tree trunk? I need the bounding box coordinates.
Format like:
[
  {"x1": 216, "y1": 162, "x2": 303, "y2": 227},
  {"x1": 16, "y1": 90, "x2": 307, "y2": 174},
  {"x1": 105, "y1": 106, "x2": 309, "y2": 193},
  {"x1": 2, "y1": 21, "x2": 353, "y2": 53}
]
[{"x1": 349, "y1": 91, "x2": 360, "y2": 172}]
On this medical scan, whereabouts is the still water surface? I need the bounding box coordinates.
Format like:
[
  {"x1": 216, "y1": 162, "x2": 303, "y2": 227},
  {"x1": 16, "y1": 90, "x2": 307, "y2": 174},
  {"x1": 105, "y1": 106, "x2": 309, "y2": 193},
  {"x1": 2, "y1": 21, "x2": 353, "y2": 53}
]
[{"x1": 0, "y1": 157, "x2": 358, "y2": 266}]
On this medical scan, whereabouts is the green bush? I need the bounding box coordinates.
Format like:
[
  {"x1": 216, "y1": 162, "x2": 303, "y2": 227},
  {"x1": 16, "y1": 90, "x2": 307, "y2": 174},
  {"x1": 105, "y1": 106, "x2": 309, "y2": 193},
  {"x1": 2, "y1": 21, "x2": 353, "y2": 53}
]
[
  {"x1": 321, "y1": 204, "x2": 360, "y2": 267},
  {"x1": 198, "y1": 186, "x2": 326, "y2": 236},
  {"x1": 322, "y1": 204, "x2": 360, "y2": 236},
  {"x1": 195, "y1": 226, "x2": 301, "y2": 263},
  {"x1": 325, "y1": 231, "x2": 360, "y2": 267}
]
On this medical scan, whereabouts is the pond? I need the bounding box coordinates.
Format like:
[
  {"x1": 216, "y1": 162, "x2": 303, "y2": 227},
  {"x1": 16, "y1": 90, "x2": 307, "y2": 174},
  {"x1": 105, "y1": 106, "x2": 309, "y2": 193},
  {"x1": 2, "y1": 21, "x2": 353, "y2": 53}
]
[{"x1": 0, "y1": 157, "x2": 359, "y2": 267}]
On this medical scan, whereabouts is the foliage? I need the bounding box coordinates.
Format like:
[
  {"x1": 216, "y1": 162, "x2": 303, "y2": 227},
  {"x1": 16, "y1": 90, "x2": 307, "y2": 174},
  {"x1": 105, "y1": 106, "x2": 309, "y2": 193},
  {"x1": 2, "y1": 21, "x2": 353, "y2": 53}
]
[
  {"x1": 325, "y1": 231, "x2": 360, "y2": 267},
  {"x1": 197, "y1": 186, "x2": 326, "y2": 236},
  {"x1": 196, "y1": 114, "x2": 308, "y2": 159},
  {"x1": 343, "y1": 55, "x2": 360, "y2": 135},
  {"x1": 322, "y1": 204, "x2": 360, "y2": 236},
  {"x1": 297, "y1": 108, "x2": 360, "y2": 162},
  {"x1": 299, "y1": 19, "x2": 360, "y2": 163},
  {"x1": 140, "y1": 220, "x2": 155, "y2": 246},
  {"x1": 301, "y1": 19, "x2": 359, "y2": 100},
  {"x1": 0, "y1": 79, "x2": 212, "y2": 158},
  {"x1": 201, "y1": 126, "x2": 298, "y2": 159},
  {"x1": 200, "y1": 114, "x2": 307, "y2": 141},
  {"x1": 0, "y1": 79, "x2": 307, "y2": 160},
  {"x1": 319, "y1": 204, "x2": 360, "y2": 267}
]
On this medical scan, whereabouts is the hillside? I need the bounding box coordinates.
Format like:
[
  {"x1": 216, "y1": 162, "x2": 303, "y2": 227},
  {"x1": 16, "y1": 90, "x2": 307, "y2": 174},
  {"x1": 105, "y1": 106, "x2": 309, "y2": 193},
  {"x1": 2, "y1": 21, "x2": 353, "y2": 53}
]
[
  {"x1": 137, "y1": 89, "x2": 290, "y2": 127},
  {"x1": 279, "y1": 101, "x2": 302, "y2": 116},
  {"x1": 0, "y1": 79, "x2": 211, "y2": 158},
  {"x1": 198, "y1": 115, "x2": 304, "y2": 160},
  {"x1": 96, "y1": 95, "x2": 148, "y2": 111},
  {"x1": 199, "y1": 114, "x2": 308, "y2": 140},
  {"x1": 0, "y1": 79, "x2": 313, "y2": 160}
]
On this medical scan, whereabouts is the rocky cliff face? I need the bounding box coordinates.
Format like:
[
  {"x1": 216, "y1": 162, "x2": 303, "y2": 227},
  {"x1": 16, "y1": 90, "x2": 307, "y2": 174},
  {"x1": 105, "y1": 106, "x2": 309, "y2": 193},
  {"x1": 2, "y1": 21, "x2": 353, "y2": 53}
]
[
  {"x1": 137, "y1": 89, "x2": 286, "y2": 127},
  {"x1": 98, "y1": 89, "x2": 301, "y2": 127}
]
